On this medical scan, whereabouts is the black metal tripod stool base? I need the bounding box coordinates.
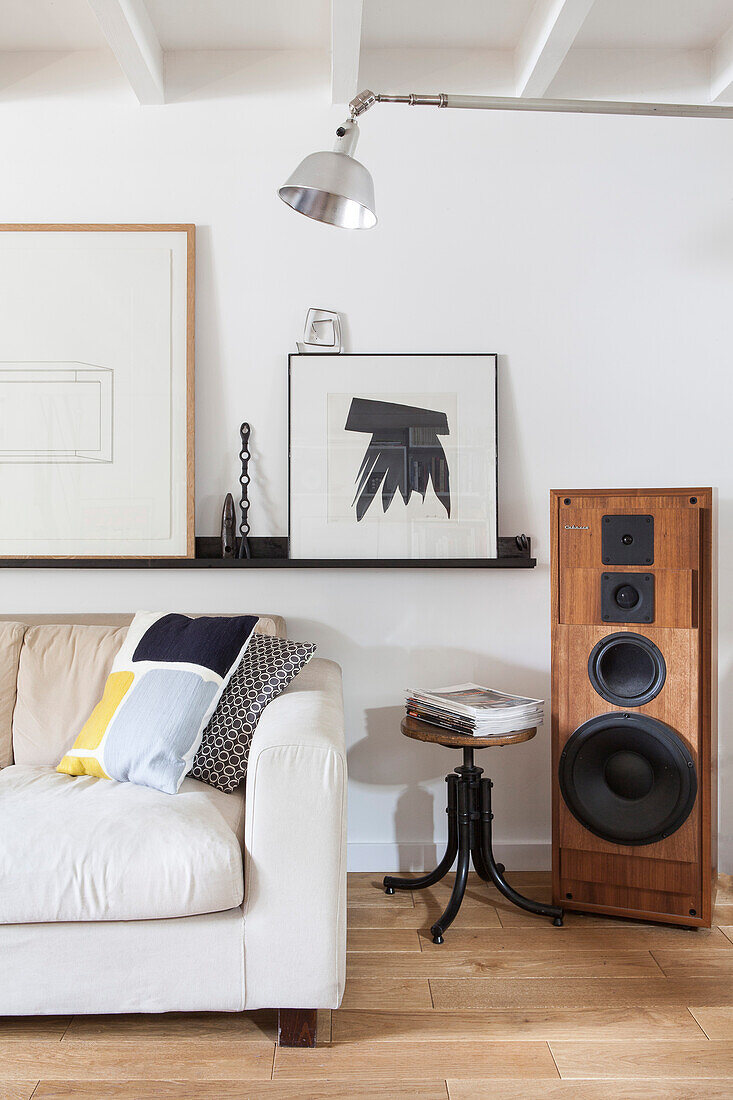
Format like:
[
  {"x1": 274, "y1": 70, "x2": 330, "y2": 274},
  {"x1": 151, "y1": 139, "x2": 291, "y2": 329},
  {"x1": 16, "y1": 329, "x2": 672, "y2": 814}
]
[{"x1": 383, "y1": 748, "x2": 563, "y2": 941}]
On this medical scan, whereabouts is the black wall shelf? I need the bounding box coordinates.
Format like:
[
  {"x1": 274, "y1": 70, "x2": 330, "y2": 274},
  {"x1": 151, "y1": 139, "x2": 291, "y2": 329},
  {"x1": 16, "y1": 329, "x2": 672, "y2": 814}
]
[{"x1": 0, "y1": 536, "x2": 536, "y2": 570}]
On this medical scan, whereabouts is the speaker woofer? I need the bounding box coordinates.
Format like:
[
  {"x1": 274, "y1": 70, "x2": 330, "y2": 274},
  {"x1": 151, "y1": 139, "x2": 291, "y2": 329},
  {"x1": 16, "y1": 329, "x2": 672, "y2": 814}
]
[
  {"x1": 588, "y1": 632, "x2": 666, "y2": 706},
  {"x1": 559, "y1": 713, "x2": 697, "y2": 846}
]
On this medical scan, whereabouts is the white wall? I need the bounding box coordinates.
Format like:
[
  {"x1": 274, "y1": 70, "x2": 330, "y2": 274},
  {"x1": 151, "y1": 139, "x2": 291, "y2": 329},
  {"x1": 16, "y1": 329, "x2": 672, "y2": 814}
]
[{"x1": 1, "y1": 49, "x2": 731, "y2": 870}]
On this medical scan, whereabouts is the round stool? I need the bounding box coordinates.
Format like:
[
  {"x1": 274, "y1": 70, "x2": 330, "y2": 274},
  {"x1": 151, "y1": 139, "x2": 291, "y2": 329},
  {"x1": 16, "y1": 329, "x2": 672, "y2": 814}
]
[{"x1": 384, "y1": 716, "x2": 564, "y2": 943}]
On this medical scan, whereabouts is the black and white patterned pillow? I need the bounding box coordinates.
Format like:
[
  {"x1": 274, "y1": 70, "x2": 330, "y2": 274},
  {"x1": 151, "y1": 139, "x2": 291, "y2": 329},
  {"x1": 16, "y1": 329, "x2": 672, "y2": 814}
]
[{"x1": 189, "y1": 634, "x2": 316, "y2": 793}]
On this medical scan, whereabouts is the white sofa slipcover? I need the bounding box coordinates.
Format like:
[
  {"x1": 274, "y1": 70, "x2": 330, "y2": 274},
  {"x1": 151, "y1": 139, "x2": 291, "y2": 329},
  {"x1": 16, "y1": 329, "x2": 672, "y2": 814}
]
[
  {"x1": 0, "y1": 615, "x2": 346, "y2": 1046},
  {"x1": 0, "y1": 765, "x2": 245, "y2": 922}
]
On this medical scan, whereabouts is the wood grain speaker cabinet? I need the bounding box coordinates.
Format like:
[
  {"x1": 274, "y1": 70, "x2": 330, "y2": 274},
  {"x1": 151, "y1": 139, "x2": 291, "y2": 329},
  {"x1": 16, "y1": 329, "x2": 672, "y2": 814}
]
[{"x1": 551, "y1": 488, "x2": 717, "y2": 927}]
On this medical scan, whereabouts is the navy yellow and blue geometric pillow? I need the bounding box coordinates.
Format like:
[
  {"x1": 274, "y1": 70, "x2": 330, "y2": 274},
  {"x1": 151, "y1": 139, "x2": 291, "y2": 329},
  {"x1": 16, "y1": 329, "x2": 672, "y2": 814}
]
[{"x1": 58, "y1": 612, "x2": 258, "y2": 794}]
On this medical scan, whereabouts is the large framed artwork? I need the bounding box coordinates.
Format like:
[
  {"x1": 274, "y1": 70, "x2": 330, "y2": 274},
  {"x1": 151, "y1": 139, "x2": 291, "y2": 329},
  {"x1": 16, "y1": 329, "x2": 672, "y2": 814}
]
[
  {"x1": 289, "y1": 353, "x2": 498, "y2": 560},
  {"x1": 0, "y1": 224, "x2": 194, "y2": 558}
]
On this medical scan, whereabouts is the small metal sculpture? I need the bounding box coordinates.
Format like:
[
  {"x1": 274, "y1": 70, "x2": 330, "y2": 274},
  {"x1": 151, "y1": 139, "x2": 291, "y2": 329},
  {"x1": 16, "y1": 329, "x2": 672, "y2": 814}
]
[
  {"x1": 237, "y1": 422, "x2": 252, "y2": 559},
  {"x1": 296, "y1": 308, "x2": 342, "y2": 353},
  {"x1": 221, "y1": 493, "x2": 236, "y2": 558}
]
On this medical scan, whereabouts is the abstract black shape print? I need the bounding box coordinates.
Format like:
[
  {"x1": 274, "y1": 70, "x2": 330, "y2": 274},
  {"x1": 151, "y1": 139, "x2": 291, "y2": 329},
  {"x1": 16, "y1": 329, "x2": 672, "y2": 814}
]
[{"x1": 344, "y1": 397, "x2": 451, "y2": 521}]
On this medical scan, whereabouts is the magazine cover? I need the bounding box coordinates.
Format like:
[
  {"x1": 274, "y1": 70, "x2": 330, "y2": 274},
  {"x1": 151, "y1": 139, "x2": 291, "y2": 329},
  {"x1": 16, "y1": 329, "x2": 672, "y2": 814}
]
[{"x1": 408, "y1": 683, "x2": 543, "y2": 712}]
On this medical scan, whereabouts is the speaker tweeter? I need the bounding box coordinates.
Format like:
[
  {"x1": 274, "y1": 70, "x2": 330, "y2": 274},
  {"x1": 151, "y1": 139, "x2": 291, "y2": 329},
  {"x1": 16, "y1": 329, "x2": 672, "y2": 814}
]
[{"x1": 602, "y1": 514, "x2": 654, "y2": 565}]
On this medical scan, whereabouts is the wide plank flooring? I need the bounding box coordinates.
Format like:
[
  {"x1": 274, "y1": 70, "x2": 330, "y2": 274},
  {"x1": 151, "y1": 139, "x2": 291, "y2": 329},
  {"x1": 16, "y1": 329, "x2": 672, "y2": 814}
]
[{"x1": 4, "y1": 870, "x2": 733, "y2": 1098}]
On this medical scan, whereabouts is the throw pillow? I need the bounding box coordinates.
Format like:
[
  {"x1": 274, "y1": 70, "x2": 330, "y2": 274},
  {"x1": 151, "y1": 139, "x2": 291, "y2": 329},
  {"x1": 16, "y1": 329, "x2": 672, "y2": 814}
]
[
  {"x1": 58, "y1": 612, "x2": 258, "y2": 794},
  {"x1": 189, "y1": 634, "x2": 316, "y2": 792}
]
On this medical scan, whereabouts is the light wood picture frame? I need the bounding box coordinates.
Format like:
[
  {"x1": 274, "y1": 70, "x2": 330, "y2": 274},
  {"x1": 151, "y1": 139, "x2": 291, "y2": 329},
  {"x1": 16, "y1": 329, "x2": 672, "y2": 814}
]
[{"x1": 0, "y1": 224, "x2": 195, "y2": 558}]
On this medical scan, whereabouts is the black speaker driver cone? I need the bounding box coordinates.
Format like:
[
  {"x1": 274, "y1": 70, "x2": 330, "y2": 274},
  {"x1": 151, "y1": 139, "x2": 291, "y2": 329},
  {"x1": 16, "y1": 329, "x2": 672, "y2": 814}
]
[
  {"x1": 588, "y1": 632, "x2": 666, "y2": 706},
  {"x1": 615, "y1": 584, "x2": 640, "y2": 609},
  {"x1": 559, "y1": 713, "x2": 697, "y2": 846}
]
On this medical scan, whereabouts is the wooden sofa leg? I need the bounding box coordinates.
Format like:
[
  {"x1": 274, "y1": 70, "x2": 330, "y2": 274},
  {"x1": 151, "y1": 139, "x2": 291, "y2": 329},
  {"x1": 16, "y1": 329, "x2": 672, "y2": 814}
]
[{"x1": 278, "y1": 1007, "x2": 317, "y2": 1047}]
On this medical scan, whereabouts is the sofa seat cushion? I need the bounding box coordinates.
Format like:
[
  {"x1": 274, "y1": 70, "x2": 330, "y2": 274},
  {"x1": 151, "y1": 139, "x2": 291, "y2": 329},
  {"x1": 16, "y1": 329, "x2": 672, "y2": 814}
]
[{"x1": 0, "y1": 765, "x2": 245, "y2": 923}]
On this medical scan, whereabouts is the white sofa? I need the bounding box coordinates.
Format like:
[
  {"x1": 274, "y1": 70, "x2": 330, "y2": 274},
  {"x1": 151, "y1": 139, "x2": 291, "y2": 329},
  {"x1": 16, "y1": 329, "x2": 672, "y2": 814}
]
[{"x1": 0, "y1": 614, "x2": 346, "y2": 1047}]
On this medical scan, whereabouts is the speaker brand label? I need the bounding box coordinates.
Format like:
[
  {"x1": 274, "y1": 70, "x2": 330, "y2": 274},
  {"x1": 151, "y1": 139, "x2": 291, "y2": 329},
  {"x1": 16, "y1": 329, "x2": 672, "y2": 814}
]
[{"x1": 564, "y1": 524, "x2": 590, "y2": 530}]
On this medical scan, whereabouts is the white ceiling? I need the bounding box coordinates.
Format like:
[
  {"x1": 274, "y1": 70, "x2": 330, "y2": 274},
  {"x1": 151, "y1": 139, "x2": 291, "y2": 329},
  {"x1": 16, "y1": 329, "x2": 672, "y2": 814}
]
[
  {"x1": 361, "y1": 0, "x2": 537, "y2": 50},
  {"x1": 2, "y1": 0, "x2": 731, "y2": 54},
  {"x1": 576, "y1": 0, "x2": 733, "y2": 50},
  {"x1": 145, "y1": 0, "x2": 329, "y2": 51},
  {"x1": 2, "y1": 0, "x2": 733, "y2": 106},
  {"x1": 0, "y1": 0, "x2": 105, "y2": 51}
]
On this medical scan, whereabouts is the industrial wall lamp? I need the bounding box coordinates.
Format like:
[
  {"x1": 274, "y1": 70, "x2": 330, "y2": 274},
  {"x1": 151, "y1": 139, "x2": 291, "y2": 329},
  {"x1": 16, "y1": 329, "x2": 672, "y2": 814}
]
[{"x1": 279, "y1": 87, "x2": 733, "y2": 229}]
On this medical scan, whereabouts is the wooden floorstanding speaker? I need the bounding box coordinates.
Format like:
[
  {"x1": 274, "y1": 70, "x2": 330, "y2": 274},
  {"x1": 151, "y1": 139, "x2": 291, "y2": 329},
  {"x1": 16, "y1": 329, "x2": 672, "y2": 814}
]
[{"x1": 551, "y1": 488, "x2": 717, "y2": 927}]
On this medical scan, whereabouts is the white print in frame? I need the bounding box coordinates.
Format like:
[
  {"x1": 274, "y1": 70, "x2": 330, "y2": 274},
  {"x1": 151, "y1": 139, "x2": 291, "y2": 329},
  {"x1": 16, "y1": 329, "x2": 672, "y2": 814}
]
[
  {"x1": 289, "y1": 353, "x2": 497, "y2": 560},
  {"x1": 0, "y1": 225, "x2": 194, "y2": 558}
]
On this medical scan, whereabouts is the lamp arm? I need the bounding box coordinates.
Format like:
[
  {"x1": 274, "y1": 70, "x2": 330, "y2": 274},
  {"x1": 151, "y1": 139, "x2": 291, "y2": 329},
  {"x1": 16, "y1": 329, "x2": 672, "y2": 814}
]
[{"x1": 349, "y1": 88, "x2": 733, "y2": 121}]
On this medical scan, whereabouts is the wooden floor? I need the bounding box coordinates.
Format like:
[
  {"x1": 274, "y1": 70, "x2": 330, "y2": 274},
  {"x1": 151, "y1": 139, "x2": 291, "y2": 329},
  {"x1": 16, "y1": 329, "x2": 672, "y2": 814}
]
[{"x1": 6, "y1": 872, "x2": 733, "y2": 1099}]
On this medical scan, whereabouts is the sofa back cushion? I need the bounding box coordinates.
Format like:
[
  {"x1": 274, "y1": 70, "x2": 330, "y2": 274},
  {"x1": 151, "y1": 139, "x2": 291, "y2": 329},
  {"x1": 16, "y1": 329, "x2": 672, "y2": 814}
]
[
  {"x1": 0, "y1": 622, "x2": 28, "y2": 768},
  {"x1": 13, "y1": 625, "x2": 129, "y2": 766},
  {"x1": 11, "y1": 615, "x2": 286, "y2": 767}
]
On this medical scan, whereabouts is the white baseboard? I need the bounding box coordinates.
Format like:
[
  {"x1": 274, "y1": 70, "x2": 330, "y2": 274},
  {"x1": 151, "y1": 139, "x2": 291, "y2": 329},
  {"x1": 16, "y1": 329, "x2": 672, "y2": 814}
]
[{"x1": 347, "y1": 841, "x2": 551, "y2": 872}]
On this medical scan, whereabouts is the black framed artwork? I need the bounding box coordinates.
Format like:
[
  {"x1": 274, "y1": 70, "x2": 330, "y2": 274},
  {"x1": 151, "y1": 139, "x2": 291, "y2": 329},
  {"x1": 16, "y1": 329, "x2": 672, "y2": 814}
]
[{"x1": 288, "y1": 353, "x2": 498, "y2": 561}]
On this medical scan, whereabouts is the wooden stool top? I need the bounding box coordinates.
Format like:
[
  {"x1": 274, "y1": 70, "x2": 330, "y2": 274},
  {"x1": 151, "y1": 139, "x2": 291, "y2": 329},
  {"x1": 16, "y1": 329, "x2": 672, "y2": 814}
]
[{"x1": 401, "y1": 715, "x2": 537, "y2": 749}]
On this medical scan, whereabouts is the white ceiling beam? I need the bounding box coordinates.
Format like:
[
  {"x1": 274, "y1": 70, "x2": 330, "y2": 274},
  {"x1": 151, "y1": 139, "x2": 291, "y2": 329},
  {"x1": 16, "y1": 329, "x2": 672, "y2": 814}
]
[
  {"x1": 331, "y1": 0, "x2": 364, "y2": 106},
  {"x1": 515, "y1": 0, "x2": 596, "y2": 98},
  {"x1": 711, "y1": 22, "x2": 733, "y2": 103},
  {"x1": 87, "y1": 0, "x2": 164, "y2": 104}
]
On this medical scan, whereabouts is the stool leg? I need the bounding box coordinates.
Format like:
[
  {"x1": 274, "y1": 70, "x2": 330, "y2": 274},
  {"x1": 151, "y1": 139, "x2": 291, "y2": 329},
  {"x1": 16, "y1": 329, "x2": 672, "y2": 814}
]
[
  {"x1": 430, "y1": 774, "x2": 471, "y2": 944},
  {"x1": 472, "y1": 836, "x2": 506, "y2": 881},
  {"x1": 384, "y1": 773, "x2": 458, "y2": 894},
  {"x1": 472, "y1": 841, "x2": 492, "y2": 883},
  {"x1": 471, "y1": 775, "x2": 493, "y2": 883},
  {"x1": 479, "y1": 777, "x2": 564, "y2": 927}
]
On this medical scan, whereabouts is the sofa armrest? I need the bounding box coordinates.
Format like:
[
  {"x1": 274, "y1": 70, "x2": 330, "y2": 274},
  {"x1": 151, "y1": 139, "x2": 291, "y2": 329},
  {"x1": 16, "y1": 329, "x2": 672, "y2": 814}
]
[{"x1": 242, "y1": 657, "x2": 346, "y2": 1010}]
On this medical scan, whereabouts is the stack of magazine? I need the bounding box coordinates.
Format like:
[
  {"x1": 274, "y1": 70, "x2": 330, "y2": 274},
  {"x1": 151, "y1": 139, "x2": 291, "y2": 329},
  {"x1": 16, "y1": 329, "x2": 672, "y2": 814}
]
[{"x1": 405, "y1": 682, "x2": 544, "y2": 738}]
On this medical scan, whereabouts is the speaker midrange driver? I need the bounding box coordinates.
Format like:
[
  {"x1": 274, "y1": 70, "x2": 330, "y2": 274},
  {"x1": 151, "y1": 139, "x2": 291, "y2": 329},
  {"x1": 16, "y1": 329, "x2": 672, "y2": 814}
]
[
  {"x1": 559, "y1": 713, "x2": 697, "y2": 846},
  {"x1": 588, "y1": 631, "x2": 666, "y2": 707}
]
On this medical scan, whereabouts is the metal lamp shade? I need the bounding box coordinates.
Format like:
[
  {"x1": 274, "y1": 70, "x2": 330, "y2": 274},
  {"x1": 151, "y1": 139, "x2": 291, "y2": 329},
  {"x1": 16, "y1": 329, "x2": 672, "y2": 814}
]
[{"x1": 278, "y1": 150, "x2": 377, "y2": 229}]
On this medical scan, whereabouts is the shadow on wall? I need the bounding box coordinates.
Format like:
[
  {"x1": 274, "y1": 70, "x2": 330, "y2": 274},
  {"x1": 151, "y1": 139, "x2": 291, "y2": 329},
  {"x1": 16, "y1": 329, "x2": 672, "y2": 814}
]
[
  {"x1": 344, "y1": 646, "x2": 548, "y2": 867},
  {"x1": 194, "y1": 223, "x2": 283, "y2": 537},
  {"x1": 496, "y1": 353, "x2": 533, "y2": 546},
  {"x1": 353, "y1": 704, "x2": 439, "y2": 870}
]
